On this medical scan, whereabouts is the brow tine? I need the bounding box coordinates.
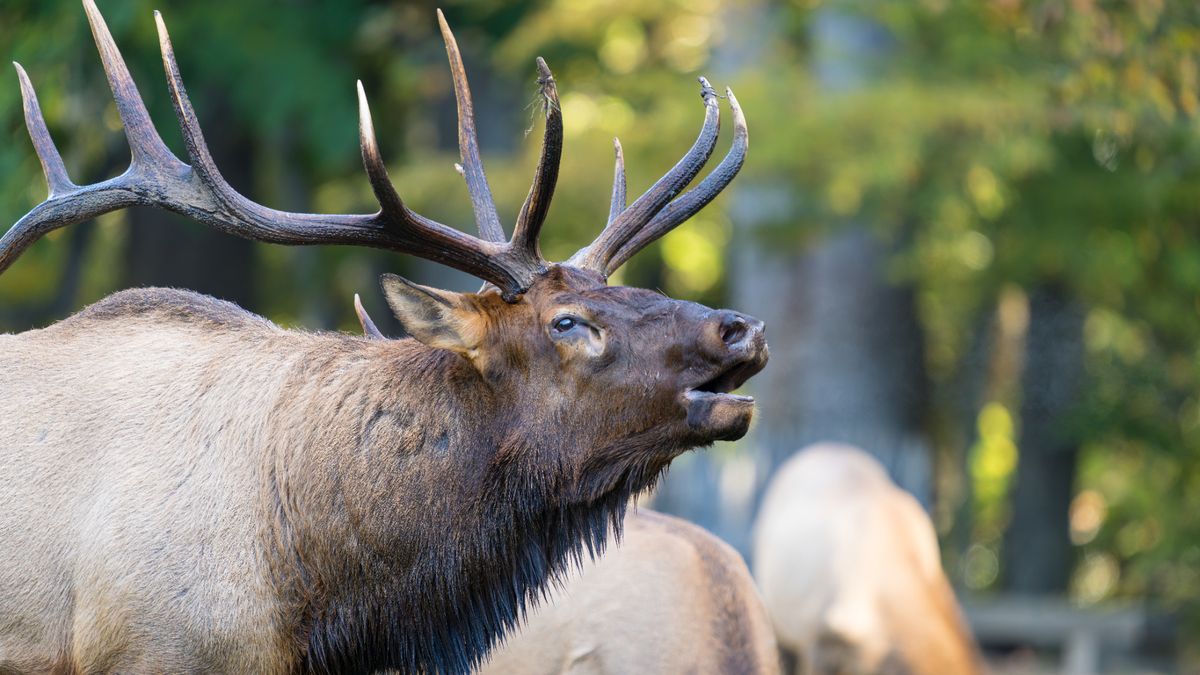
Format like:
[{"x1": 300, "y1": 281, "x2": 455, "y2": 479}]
[{"x1": 354, "y1": 293, "x2": 385, "y2": 339}]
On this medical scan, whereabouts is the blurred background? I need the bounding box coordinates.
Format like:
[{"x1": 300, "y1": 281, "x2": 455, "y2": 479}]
[{"x1": 1, "y1": 0, "x2": 1198, "y2": 672}]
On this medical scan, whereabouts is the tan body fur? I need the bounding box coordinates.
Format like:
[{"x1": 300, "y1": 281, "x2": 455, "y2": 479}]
[
  {"x1": 478, "y1": 509, "x2": 779, "y2": 675},
  {"x1": 0, "y1": 292, "x2": 477, "y2": 672},
  {"x1": 1, "y1": 295, "x2": 297, "y2": 672},
  {"x1": 753, "y1": 444, "x2": 984, "y2": 675}
]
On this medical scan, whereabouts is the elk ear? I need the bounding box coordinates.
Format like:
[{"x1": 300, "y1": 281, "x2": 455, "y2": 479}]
[{"x1": 380, "y1": 274, "x2": 485, "y2": 356}]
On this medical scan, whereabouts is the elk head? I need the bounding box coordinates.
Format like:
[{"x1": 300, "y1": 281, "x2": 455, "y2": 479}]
[{"x1": 4, "y1": 2, "x2": 764, "y2": 494}]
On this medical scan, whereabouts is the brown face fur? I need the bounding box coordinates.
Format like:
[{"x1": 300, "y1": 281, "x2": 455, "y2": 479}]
[{"x1": 382, "y1": 265, "x2": 767, "y2": 501}]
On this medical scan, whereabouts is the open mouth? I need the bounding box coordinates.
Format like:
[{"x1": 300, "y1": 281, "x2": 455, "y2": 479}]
[
  {"x1": 681, "y1": 345, "x2": 767, "y2": 440},
  {"x1": 685, "y1": 359, "x2": 761, "y2": 404}
]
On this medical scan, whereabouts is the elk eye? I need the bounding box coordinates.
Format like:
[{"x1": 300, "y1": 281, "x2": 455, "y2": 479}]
[{"x1": 551, "y1": 315, "x2": 580, "y2": 334}]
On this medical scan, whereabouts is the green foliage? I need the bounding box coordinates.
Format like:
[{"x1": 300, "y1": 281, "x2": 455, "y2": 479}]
[{"x1": 755, "y1": 0, "x2": 1200, "y2": 622}]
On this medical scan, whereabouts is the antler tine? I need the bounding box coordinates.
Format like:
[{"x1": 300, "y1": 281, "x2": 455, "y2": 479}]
[
  {"x1": 354, "y1": 80, "x2": 540, "y2": 297},
  {"x1": 606, "y1": 87, "x2": 748, "y2": 273},
  {"x1": 0, "y1": 0, "x2": 178, "y2": 276},
  {"x1": 83, "y1": 0, "x2": 179, "y2": 170},
  {"x1": 437, "y1": 9, "x2": 505, "y2": 244},
  {"x1": 356, "y1": 80, "x2": 408, "y2": 218},
  {"x1": 607, "y1": 137, "x2": 626, "y2": 226},
  {"x1": 569, "y1": 78, "x2": 721, "y2": 275},
  {"x1": 511, "y1": 57, "x2": 562, "y2": 257},
  {"x1": 12, "y1": 63, "x2": 73, "y2": 197},
  {"x1": 0, "y1": 0, "x2": 181, "y2": 274}
]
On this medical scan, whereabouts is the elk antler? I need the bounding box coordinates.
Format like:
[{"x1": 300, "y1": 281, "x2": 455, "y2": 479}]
[
  {"x1": 437, "y1": 9, "x2": 504, "y2": 244},
  {"x1": 607, "y1": 138, "x2": 627, "y2": 227},
  {"x1": 605, "y1": 88, "x2": 747, "y2": 273},
  {"x1": 512, "y1": 57, "x2": 563, "y2": 257},
  {"x1": 569, "y1": 79, "x2": 748, "y2": 278},
  {"x1": 3, "y1": 2, "x2": 747, "y2": 301},
  {"x1": 354, "y1": 293, "x2": 385, "y2": 339},
  {"x1": 1, "y1": 1, "x2": 553, "y2": 301}
]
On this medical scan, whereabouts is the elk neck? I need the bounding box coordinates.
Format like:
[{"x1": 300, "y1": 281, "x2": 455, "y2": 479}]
[{"x1": 258, "y1": 335, "x2": 639, "y2": 675}]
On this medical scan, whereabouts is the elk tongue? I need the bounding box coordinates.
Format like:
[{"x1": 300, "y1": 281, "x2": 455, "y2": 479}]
[{"x1": 686, "y1": 390, "x2": 754, "y2": 404}]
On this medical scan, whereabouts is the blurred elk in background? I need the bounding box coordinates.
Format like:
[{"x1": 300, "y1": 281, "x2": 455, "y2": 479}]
[
  {"x1": 0, "y1": 2, "x2": 764, "y2": 673},
  {"x1": 754, "y1": 444, "x2": 984, "y2": 675},
  {"x1": 476, "y1": 509, "x2": 780, "y2": 675}
]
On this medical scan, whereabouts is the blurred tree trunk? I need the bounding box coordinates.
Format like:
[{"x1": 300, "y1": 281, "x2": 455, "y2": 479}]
[
  {"x1": 273, "y1": 127, "x2": 335, "y2": 329},
  {"x1": 0, "y1": 150, "x2": 122, "y2": 331},
  {"x1": 736, "y1": 226, "x2": 932, "y2": 496},
  {"x1": 0, "y1": 223, "x2": 96, "y2": 332},
  {"x1": 654, "y1": 5, "x2": 932, "y2": 557},
  {"x1": 122, "y1": 96, "x2": 256, "y2": 310},
  {"x1": 744, "y1": 6, "x2": 931, "y2": 499},
  {"x1": 785, "y1": 12, "x2": 931, "y2": 502},
  {"x1": 1003, "y1": 284, "x2": 1084, "y2": 593},
  {"x1": 943, "y1": 309, "x2": 993, "y2": 571}
]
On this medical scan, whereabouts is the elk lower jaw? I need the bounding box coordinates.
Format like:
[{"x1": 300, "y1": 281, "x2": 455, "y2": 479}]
[
  {"x1": 683, "y1": 389, "x2": 755, "y2": 441},
  {"x1": 681, "y1": 353, "x2": 761, "y2": 440}
]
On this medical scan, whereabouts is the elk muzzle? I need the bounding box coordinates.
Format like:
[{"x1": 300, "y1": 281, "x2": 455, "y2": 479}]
[{"x1": 684, "y1": 310, "x2": 767, "y2": 441}]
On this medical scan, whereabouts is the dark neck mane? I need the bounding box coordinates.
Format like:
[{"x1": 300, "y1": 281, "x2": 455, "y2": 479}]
[{"x1": 261, "y1": 336, "x2": 663, "y2": 675}]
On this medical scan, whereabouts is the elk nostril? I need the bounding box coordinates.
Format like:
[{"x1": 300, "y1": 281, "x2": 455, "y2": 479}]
[{"x1": 720, "y1": 316, "x2": 748, "y2": 346}]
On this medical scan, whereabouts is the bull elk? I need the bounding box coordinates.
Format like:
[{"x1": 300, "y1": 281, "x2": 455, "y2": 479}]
[
  {"x1": 0, "y1": 2, "x2": 766, "y2": 674},
  {"x1": 471, "y1": 508, "x2": 778, "y2": 675},
  {"x1": 753, "y1": 444, "x2": 985, "y2": 675}
]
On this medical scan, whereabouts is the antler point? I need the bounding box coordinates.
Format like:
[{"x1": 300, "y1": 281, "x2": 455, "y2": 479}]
[
  {"x1": 356, "y1": 83, "x2": 378, "y2": 154},
  {"x1": 726, "y1": 87, "x2": 743, "y2": 110},
  {"x1": 81, "y1": 0, "x2": 106, "y2": 32},
  {"x1": 154, "y1": 10, "x2": 171, "y2": 42}
]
